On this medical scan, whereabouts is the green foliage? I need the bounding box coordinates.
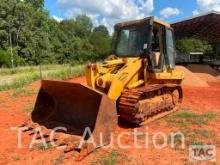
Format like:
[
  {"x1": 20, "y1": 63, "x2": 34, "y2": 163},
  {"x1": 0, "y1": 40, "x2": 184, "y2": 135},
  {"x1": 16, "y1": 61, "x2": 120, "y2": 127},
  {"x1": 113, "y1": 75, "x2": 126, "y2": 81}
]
[
  {"x1": 91, "y1": 150, "x2": 130, "y2": 165},
  {"x1": 166, "y1": 109, "x2": 219, "y2": 147},
  {"x1": 75, "y1": 15, "x2": 93, "y2": 38},
  {"x1": 193, "y1": 129, "x2": 215, "y2": 138},
  {"x1": 33, "y1": 142, "x2": 53, "y2": 151},
  {"x1": 0, "y1": 72, "x2": 40, "y2": 91},
  {"x1": 0, "y1": 65, "x2": 59, "y2": 75},
  {"x1": 25, "y1": 0, "x2": 44, "y2": 10},
  {"x1": 23, "y1": 103, "x2": 34, "y2": 113},
  {"x1": 0, "y1": 49, "x2": 11, "y2": 67},
  {"x1": 11, "y1": 87, "x2": 36, "y2": 98},
  {"x1": 90, "y1": 25, "x2": 111, "y2": 60},
  {"x1": 0, "y1": 99, "x2": 4, "y2": 104},
  {"x1": 93, "y1": 25, "x2": 109, "y2": 36},
  {"x1": 176, "y1": 38, "x2": 213, "y2": 54},
  {"x1": 11, "y1": 155, "x2": 20, "y2": 161},
  {"x1": 91, "y1": 150, "x2": 119, "y2": 165},
  {"x1": 52, "y1": 154, "x2": 65, "y2": 165},
  {"x1": 0, "y1": 48, "x2": 25, "y2": 67},
  {"x1": 0, "y1": 64, "x2": 85, "y2": 91},
  {"x1": 0, "y1": 1, "x2": 112, "y2": 67},
  {"x1": 166, "y1": 109, "x2": 216, "y2": 127}
]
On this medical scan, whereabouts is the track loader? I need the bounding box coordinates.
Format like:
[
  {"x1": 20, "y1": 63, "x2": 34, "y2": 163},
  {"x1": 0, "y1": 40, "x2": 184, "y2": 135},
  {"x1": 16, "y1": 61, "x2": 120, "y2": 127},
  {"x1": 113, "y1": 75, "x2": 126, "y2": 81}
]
[{"x1": 20, "y1": 17, "x2": 184, "y2": 160}]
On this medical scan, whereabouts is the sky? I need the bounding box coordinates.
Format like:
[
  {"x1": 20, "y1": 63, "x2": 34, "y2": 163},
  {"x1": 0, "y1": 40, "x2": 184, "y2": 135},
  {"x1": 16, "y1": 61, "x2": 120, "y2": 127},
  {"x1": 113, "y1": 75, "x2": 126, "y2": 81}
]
[{"x1": 45, "y1": 0, "x2": 220, "y2": 33}]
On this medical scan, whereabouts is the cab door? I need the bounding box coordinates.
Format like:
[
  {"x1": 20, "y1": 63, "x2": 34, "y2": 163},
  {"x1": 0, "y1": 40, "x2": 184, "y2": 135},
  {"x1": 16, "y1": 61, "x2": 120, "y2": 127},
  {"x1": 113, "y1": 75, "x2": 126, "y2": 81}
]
[{"x1": 165, "y1": 28, "x2": 176, "y2": 70}]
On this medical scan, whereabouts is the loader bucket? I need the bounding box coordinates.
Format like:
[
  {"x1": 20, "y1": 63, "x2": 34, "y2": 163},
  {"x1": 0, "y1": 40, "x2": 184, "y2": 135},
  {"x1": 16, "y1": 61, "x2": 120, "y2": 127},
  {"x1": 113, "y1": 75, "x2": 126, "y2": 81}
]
[{"x1": 31, "y1": 80, "x2": 117, "y2": 158}]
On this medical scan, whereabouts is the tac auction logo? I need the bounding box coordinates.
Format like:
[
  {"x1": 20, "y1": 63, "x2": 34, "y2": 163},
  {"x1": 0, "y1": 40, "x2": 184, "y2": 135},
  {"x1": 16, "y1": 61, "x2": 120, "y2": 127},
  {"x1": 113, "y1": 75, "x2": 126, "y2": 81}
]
[{"x1": 189, "y1": 145, "x2": 216, "y2": 162}]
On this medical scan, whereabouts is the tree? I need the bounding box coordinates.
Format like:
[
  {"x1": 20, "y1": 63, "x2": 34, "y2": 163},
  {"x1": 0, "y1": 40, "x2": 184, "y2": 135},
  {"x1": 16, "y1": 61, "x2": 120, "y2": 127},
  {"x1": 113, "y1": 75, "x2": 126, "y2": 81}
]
[
  {"x1": 176, "y1": 38, "x2": 213, "y2": 54},
  {"x1": 93, "y1": 25, "x2": 109, "y2": 36},
  {"x1": 0, "y1": 49, "x2": 11, "y2": 67},
  {"x1": 0, "y1": 49, "x2": 25, "y2": 67},
  {"x1": 24, "y1": 0, "x2": 44, "y2": 10},
  {"x1": 0, "y1": 0, "x2": 54, "y2": 66},
  {"x1": 0, "y1": 0, "x2": 36, "y2": 67},
  {"x1": 90, "y1": 25, "x2": 111, "y2": 59},
  {"x1": 57, "y1": 19, "x2": 80, "y2": 63},
  {"x1": 59, "y1": 19, "x2": 76, "y2": 36},
  {"x1": 74, "y1": 15, "x2": 93, "y2": 38},
  {"x1": 47, "y1": 19, "x2": 64, "y2": 63},
  {"x1": 19, "y1": 4, "x2": 53, "y2": 65},
  {"x1": 0, "y1": 1, "x2": 113, "y2": 67}
]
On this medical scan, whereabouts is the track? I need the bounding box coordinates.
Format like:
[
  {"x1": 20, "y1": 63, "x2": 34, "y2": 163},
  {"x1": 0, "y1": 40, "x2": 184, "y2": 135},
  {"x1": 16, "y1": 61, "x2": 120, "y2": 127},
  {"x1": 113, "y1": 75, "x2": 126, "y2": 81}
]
[{"x1": 118, "y1": 84, "x2": 183, "y2": 125}]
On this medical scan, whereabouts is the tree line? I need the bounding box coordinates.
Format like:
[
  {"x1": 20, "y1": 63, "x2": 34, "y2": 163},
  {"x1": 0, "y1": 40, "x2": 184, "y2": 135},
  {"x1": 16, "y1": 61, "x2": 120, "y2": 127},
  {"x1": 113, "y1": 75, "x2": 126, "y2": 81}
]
[
  {"x1": 0, "y1": 0, "x2": 113, "y2": 68},
  {"x1": 1, "y1": 0, "x2": 216, "y2": 68},
  {"x1": 176, "y1": 38, "x2": 214, "y2": 55}
]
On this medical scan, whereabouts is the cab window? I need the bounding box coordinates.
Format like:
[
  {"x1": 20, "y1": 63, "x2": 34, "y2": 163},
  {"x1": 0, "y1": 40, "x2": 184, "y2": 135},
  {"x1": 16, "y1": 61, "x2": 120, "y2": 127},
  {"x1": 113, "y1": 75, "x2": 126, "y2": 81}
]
[{"x1": 166, "y1": 29, "x2": 175, "y2": 69}]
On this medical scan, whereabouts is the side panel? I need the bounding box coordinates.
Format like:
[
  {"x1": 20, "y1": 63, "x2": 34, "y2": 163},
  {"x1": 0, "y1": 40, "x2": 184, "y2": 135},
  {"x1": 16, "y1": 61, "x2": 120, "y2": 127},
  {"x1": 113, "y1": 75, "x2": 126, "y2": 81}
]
[
  {"x1": 107, "y1": 58, "x2": 142, "y2": 100},
  {"x1": 148, "y1": 71, "x2": 184, "y2": 80}
]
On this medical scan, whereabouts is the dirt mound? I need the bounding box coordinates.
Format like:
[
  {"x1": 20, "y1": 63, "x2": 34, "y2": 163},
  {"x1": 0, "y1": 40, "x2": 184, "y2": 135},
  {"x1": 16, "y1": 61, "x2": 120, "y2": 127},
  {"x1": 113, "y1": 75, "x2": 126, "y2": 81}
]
[
  {"x1": 186, "y1": 64, "x2": 220, "y2": 82},
  {"x1": 175, "y1": 66, "x2": 209, "y2": 87}
]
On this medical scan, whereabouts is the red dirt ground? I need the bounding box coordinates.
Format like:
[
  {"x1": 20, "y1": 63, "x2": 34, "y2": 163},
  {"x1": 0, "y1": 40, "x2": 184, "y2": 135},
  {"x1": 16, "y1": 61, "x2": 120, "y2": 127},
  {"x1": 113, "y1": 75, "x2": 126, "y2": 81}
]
[{"x1": 0, "y1": 76, "x2": 219, "y2": 165}]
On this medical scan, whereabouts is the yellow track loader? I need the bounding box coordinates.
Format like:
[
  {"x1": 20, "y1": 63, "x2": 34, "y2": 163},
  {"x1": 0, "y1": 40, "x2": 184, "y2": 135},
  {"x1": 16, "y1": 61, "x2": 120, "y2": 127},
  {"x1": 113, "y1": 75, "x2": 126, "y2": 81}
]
[{"x1": 21, "y1": 17, "x2": 184, "y2": 160}]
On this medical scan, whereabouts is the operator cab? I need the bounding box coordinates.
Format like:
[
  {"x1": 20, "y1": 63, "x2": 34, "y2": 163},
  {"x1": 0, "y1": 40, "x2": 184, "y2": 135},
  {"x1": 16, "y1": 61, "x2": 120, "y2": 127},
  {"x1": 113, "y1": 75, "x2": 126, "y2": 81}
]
[{"x1": 114, "y1": 17, "x2": 176, "y2": 72}]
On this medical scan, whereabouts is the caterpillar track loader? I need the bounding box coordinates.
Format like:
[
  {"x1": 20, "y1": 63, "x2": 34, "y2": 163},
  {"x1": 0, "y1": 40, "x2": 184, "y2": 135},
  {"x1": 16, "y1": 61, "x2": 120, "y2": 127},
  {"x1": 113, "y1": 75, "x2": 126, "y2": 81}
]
[{"x1": 20, "y1": 17, "x2": 184, "y2": 160}]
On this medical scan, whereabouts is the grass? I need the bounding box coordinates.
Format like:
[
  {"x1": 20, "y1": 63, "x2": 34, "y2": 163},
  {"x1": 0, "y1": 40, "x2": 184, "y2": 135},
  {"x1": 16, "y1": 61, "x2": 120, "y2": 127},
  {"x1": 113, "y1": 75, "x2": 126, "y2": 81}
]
[
  {"x1": 45, "y1": 64, "x2": 84, "y2": 80},
  {"x1": 23, "y1": 103, "x2": 34, "y2": 113},
  {"x1": 0, "y1": 65, "x2": 63, "y2": 76},
  {"x1": 100, "y1": 150, "x2": 119, "y2": 165},
  {"x1": 166, "y1": 108, "x2": 216, "y2": 127},
  {"x1": 166, "y1": 108, "x2": 218, "y2": 148},
  {"x1": 188, "y1": 141, "x2": 204, "y2": 145},
  {"x1": 91, "y1": 150, "x2": 130, "y2": 165},
  {"x1": 52, "y1": 154, "x2": 65, "y2": 165},
  {"x1": 0, "y1": 64, "x2": 85, "y2": 91},
  {"x1": 183, "y1": 128, "x2": 216, "y2": 146},
  {"x1": 34, "y1": 142, "x2": 53, "y2": 151},
  {"x1": 0, "y1": 72, "x2": 40, "y2": 91},
  {"x1": 166, "y1": 130, "x2": 210, "y2": 149},
  {"x1": 11, "y1": 155, "x2": 20, "y2": 161},
  {"x1": 193, "y1": 129, "x2": 215, "y2": 138},
  {"x1": 11, "y1": 87, "x2": 37, "y2": 98},
  {"x1": 0, "y1": 99, "x2": 4, "y2": 104}
]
